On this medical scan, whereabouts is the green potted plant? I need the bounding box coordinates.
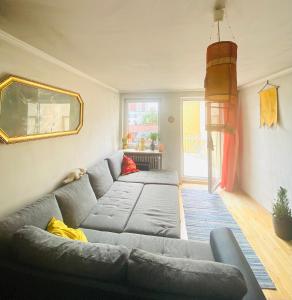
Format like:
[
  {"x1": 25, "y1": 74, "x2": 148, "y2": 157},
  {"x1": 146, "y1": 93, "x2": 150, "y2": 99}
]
[
  {"x1": 272, "y1": 187, "x2": 292, "y2": 240},
  {"x1": 149, "y1": 132, "x2": 158, "y2": 151}
]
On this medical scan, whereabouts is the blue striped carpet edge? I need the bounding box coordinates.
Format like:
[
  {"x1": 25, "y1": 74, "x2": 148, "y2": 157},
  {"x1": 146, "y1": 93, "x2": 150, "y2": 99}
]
[{"x1": 181, "y1": 188, "x2": 275, "y2": 289}]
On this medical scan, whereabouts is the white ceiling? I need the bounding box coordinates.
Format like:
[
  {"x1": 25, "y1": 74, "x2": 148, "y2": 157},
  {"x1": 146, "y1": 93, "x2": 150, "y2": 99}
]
[{"x1": 0, "y1": 0, "x2": 292, "y2": 91}]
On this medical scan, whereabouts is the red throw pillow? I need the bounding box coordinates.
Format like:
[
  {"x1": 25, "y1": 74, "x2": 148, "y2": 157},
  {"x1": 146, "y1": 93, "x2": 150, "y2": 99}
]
[{"x1": 121, "y1": 155, "x2": 139, "y2": 175}]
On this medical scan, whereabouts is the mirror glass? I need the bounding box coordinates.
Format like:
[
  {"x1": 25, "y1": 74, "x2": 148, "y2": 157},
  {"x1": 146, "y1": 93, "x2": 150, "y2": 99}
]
[{"x1": 0, "y1": 77, "x2": 83, "y2": 143}]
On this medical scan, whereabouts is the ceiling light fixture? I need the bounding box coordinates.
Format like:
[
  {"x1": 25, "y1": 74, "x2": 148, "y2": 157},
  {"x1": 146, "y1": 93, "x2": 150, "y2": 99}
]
[{"x1": 204, "y1": 5, "x2": 238, "y2": 132}]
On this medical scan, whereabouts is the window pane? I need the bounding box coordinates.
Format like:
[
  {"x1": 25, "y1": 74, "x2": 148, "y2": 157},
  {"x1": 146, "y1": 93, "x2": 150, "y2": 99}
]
[{"x1": 127, "y1": 101, "x2": 158, "y2": 144}]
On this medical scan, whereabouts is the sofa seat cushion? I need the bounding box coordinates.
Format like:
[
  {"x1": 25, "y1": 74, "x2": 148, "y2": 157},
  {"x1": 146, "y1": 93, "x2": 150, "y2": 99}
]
[
  {"x1": 82, "y1": 229, "x2": 214, "y2": 261},
  {"x1": 128, "y1": 248, "x2": 247, "y2": 299},
  {"x1": 0, "y1": 194, "x2": 62, "y2": 256},
  {"x1": 80, "y1": 182, "x2": 143, "y2": 233},
  {"x1": 118, "y1": 170, "x2": 179, "y2": 186},
  {"x1": 54, "y1": 175, "x2": 97, "y2": 228},
  {"x1": 124, "y1": 184, "x2": 180, "y2": 238},
  {"x1": 87, "y1": 160, "x2": 113, "y2": 199},
  {"x1": 13, "y1": 225, "x2": 130, "y2": 282}
]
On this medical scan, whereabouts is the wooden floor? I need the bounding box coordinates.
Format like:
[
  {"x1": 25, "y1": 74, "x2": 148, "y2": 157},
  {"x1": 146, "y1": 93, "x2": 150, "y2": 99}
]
[{"x1": 179, "y1": 184, "x2": 292, "y2": 300}]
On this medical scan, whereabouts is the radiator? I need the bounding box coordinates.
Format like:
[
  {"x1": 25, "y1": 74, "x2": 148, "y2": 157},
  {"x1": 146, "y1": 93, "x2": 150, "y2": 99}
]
[{"x1": 124, "y1": 151, "x2": 162, "y2": 170}]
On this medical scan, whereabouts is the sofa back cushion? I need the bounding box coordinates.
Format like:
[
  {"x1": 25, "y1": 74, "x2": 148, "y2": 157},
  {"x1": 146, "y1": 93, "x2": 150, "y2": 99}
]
[
  {"x1": 106, "y1": 151, "x2": 124, "y2": 180},
  {"x1": 128, "y1": 248, "x2": 247, "y2": 299},
  {"x1": 87, "y1": 160, "x2": 113, "y2": 199},
  {"x1": 54, "y1": 174, "x2": 96, "y2": 228},
  {"x1": 13, "y1": 225, "x2": 130, "y2": 282},
  {"x1": 0, "y1": 194, "x2": 62, "y2": 255}
]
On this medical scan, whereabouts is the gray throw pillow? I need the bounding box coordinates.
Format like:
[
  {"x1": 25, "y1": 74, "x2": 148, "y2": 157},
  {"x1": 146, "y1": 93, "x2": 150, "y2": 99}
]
[
  {"x1": 128, "y1": 248, "x2": 247, "y2": 299},
  {"x1": 0, "y1": 194, "x2": 62, "y2": 255},
  {"x1": 106, "y1": 151, "x2": 124, "y2": 180},
  {"x1": 87, "y1": 160, "x2": 113, "y2": 199},
  {"x1": 54, "y1": 174, "x2": 96, "y2": 228},
  {"x1": 13, "y1": 225, "x2": 130, "y2": 282}
]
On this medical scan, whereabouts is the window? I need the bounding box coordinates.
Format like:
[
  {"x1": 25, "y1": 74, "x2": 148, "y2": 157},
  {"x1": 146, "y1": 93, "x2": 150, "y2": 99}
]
[{"x1": 124, "y1": 99, "x2": 159, "y2": 146}]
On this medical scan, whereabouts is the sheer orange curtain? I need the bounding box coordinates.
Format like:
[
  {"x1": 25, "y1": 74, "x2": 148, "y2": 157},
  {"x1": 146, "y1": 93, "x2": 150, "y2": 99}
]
[{"x1": 220, "y1": 102, "x2": 239, "y2": 192}]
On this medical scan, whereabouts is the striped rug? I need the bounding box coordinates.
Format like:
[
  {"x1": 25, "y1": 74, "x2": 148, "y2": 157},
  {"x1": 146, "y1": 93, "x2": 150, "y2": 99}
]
[{"x1": 182, "y1": 188, "x2": 275, "y2": 289}]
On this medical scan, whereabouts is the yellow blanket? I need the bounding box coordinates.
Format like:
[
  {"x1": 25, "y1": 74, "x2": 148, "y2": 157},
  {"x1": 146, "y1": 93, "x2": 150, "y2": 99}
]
[
  {"x1": 47, "y1": 217, "x2": 88, "y2": 242},
  {"x1": 260, "y1": 87, "x2": 278, "y2": 127}
]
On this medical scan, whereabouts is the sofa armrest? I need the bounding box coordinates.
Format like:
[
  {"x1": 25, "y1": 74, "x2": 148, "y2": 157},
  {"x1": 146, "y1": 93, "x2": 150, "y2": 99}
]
[{"x1": 210, "y1": 227, "x2": 266, "y2": 300}]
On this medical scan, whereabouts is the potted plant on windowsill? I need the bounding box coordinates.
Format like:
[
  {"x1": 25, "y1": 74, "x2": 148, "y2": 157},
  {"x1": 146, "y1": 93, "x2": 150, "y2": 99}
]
[
  {"x1": 272, "y1": 187, "x2": 292, "y2": 240},
  {"x1": 149, "y1": 133, "x2": 158, "y2": 151}
]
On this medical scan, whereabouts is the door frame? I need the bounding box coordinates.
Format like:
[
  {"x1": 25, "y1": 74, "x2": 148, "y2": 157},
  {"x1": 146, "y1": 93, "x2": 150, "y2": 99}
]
[
  {"x1": 180, "y1": 97, "x2": 208, "y2": 183},
  {"x1": 207, "y1": 131, "x2": 223, "y2": 193}
]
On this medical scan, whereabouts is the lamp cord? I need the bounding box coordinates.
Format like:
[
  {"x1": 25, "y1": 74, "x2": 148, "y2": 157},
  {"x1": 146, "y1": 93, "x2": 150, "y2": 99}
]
[
  {"x1": 224, "y1": 9, "x2": 236, "y2": 41},
  {"x1": 209, "y1": 22, "x2": 215, "y2": 42},
  {"x1": 217, "y1": 21, "x2": 221, "y2": 42}
]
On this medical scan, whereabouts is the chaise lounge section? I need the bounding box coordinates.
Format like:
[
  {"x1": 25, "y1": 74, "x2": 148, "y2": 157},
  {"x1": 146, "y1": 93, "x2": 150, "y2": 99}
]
[{"x1": 83, "y1": 151, "x2": 181, "y2": 238}]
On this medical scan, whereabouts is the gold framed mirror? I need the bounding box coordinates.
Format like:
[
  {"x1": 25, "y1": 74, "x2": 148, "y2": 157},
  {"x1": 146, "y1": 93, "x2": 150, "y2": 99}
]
[{"x1": 0, "y1": 75, "x2": 84, "y2": 144}]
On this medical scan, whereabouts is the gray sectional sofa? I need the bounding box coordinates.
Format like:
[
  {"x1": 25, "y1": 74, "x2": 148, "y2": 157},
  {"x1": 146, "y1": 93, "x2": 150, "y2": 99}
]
[{"x1": 0, "y1": 151, "x2": 266, "y2": 300}]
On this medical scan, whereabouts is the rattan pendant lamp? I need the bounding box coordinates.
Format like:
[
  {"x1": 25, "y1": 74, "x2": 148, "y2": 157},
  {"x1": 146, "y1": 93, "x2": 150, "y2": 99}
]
[{"x1": 205, "y1": 6, "x2": 238, "y2": 132}]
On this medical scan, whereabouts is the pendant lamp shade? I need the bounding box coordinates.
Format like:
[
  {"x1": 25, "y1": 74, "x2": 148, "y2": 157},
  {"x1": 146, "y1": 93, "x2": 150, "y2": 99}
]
[
  {"x1": 205, "y1": 41, "x2": 238, "y2": 132},
  {"x1": 205, "y1": 41, "x2": 238, "y2": 103}
]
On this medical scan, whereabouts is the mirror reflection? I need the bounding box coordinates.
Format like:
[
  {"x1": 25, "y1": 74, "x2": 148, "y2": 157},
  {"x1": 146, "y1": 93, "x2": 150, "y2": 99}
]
[{"x1": 0, "y1": 77, "x2": 83, "y2": 143}]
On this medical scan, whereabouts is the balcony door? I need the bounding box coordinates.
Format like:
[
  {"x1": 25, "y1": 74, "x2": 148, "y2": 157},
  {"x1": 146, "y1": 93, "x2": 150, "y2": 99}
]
[
  {"x1": 182, "y1": 98, "x2": 223, "y2": 192},
  {"x1": 182, "y1": 99, "x2": 208, "y2": 181}
]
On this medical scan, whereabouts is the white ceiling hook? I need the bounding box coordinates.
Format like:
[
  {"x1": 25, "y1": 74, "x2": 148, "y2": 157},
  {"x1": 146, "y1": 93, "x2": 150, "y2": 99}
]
[{"x1": 214, "y1": 8, "x2": 224, "y2": 22}]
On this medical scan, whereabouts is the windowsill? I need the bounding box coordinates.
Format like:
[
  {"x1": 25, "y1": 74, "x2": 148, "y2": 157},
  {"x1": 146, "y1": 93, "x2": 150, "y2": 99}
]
[{"x1": 122, "y1": 148, "x2": 162, "y2": 154}]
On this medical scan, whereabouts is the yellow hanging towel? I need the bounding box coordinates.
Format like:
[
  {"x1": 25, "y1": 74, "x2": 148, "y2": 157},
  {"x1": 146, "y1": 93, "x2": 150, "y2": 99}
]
[{"x1": 259, "y1": 87, "x2": 278, "y2": 127}]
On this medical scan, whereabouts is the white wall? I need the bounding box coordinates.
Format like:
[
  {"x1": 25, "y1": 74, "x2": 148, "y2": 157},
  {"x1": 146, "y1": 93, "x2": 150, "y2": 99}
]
[
  {"x1": 120, "y1": 91, "x2": 204, "y2": 179},
  {"x1": 239, "y1": 71, "x2": 292, "y2": 212},
  {"x1": 0, "y1": 38, "x2": 119, "y2": 217}
]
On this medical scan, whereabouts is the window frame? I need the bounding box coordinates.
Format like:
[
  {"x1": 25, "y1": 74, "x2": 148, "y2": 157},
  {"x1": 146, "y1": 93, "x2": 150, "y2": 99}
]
[{"x1": 123, "y1": 97, "x2": 161, "y2": 149}]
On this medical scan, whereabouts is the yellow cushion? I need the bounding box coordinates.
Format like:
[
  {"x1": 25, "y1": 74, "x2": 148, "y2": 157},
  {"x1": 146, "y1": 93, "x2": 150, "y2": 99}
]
[{"x1": 47, "y1": 217, "x2": 88, "y2": 242}]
